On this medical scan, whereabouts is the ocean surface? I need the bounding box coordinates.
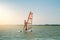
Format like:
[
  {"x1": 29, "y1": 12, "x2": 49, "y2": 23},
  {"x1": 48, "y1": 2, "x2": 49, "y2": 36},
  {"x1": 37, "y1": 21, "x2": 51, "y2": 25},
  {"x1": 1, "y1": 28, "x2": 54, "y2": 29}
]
[{"x1": 0, "y1": 25, "x2": 60, "y2": 40}]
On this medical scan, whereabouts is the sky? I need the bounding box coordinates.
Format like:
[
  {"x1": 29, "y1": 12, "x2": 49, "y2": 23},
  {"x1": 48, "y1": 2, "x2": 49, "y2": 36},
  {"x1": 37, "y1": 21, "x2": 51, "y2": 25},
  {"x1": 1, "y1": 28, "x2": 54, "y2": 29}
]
[{"x1": 0, "y1": 0, "x2": 60, "y2": 25}]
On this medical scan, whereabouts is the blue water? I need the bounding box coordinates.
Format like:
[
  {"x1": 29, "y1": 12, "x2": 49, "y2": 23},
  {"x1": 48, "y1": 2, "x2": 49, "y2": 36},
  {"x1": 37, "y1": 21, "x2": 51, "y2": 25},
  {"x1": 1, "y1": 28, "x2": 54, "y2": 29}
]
[{"x1": 0, "y1": 25, "x2": 60, "y2": 40}]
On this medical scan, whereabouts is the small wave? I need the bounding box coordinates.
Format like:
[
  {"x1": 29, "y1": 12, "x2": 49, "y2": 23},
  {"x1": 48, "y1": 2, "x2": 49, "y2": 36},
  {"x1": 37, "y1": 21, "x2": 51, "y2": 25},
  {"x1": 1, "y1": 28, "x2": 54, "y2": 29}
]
[{"x1": 34, "y1": 38, "x2": 57, "y2": 40}]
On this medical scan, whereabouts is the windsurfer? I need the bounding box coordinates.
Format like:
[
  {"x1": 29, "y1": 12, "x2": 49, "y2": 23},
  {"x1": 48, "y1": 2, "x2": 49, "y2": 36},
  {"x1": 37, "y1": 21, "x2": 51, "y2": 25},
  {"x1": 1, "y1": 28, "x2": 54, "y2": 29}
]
[{"x1": 24, "y1": 20, "x2": 27, "y2": 31}]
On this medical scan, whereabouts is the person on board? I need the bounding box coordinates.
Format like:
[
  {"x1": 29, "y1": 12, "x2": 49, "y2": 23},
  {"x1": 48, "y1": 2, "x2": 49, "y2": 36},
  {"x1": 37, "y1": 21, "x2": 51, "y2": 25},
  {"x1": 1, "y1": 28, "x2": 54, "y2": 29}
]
[{"x1": 24, "y1": 20, "x2": 27, "y2": 31}]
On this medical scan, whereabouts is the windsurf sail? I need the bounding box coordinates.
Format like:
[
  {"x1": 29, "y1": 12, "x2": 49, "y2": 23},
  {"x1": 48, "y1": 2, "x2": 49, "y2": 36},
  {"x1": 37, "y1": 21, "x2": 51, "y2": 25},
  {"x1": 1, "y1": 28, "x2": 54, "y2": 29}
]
[
  {"x1": 27, "y1": 11, "x2": 33, "y2": 30},
  {"x1": 23, "y1": 11, "x2": 33, "y2": 31}
]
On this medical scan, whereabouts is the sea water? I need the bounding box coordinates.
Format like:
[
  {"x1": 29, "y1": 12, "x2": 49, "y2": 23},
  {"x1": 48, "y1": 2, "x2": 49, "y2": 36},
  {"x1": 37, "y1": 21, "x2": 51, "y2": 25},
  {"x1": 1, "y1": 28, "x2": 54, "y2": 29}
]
[{"x1": 0, "y1": 25, "x2": 60, "y2": 40}]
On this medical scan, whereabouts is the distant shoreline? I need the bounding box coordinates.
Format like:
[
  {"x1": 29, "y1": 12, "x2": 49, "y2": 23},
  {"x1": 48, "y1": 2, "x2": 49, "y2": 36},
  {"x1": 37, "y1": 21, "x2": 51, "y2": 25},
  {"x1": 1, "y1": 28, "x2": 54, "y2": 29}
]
[
  {"x1": 0, "y1": 24, "x2": 60, "y2": 26},
  {"x1": 32, "y1": 24, "x2": 60, "y2": 26},
  {"x1": 32, "y1": 25, "x2": 60, "y2": 26}
]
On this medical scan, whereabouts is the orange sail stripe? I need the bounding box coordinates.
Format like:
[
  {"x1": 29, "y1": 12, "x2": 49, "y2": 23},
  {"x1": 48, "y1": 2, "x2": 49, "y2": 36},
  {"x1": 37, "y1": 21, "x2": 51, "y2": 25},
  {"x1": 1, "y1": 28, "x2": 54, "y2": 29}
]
[{"x1": 28, "y1": 12, "x2": 33, "y2": 19}]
